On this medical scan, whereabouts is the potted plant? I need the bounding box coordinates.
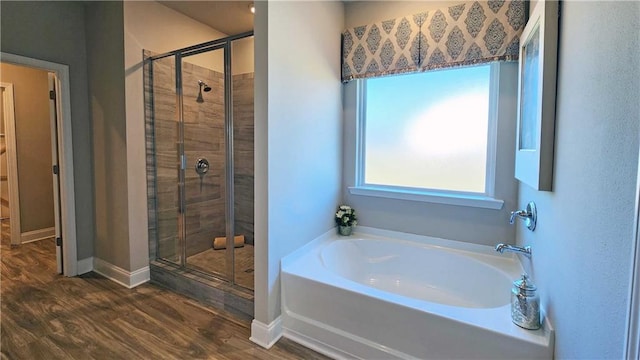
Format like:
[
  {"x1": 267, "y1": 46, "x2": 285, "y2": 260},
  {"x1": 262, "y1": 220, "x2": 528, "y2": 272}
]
[{"x1": 335, "y1": 205, "x2": 357, "y2": 236}]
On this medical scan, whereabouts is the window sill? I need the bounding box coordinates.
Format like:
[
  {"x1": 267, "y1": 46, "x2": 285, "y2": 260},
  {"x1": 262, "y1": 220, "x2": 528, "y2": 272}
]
[{"x1": 348, "y1": 186, "x2": 504, "y2": 210}]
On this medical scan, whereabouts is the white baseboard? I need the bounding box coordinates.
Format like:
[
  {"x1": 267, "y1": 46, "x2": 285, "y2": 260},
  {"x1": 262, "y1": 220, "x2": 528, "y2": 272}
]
[
  {"x1": 93, "y1": 257, "x2": 150, "y2": 289},
  {"x1": 77, "y1": 257, "x2": 94, "y2": 275},
  {"x1": 21, "y1": 227, "x2": 55, "y2": 243},
  {"x1": 283, "y1": 327, "x2": 358, "y2": 360},
  {"x1": 283, "y1": 312, "x2": 408, "y2": 360},
  {"x1": 250, "y1": 317, "x2": 283, "y2": 349}
]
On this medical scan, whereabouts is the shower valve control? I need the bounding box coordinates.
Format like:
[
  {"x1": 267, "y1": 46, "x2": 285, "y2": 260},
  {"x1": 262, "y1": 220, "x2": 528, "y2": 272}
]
[{"x1": 195, "y1": 158, "x2": 210, "y2": 175}]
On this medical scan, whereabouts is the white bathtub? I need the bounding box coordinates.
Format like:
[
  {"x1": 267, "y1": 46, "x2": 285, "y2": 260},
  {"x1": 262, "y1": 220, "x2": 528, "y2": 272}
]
[{"x1": 280, "y1": 227, "x2": 554, "y2": 359}]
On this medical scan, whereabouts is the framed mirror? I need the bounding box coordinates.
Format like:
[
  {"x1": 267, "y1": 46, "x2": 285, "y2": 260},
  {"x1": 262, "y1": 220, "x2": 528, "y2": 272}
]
[{"x1": 514, "y1": 0, "x2": 559, "y2": 191}]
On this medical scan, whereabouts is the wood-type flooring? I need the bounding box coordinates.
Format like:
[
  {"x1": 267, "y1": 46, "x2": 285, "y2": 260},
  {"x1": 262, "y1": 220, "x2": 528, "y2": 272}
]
[{"x1": 0, "y1": 237, "x2": 328, "y2": 360}]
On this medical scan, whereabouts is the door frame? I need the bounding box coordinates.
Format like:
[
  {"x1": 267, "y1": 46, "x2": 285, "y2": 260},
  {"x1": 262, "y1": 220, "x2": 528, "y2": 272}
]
[
  {"x1": 627, "y1": 150, "x2": 640, "y2": 358},
  {"x1": 0, "y1": 82, "x2": 21, "y2": 247},
  {"x1": 1, "y1": 52, "x2": 78, "y2": 276}
]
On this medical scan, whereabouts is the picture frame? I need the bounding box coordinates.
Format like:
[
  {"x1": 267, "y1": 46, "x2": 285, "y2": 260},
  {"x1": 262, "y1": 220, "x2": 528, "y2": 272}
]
[{"x1": 514, "y1": 0, "x2": 559, "y2": 191}]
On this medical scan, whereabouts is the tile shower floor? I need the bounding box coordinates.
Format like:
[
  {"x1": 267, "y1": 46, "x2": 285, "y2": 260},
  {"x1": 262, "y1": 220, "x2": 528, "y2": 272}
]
[{"x1": 187, "y1": 244, "x2": 254, "y2": 290}]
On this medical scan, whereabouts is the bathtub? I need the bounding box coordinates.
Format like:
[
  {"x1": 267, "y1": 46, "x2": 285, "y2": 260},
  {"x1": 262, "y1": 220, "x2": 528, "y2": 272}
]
[{"x1": 280, "y1": 227, "x2": 554, "y2": 359}]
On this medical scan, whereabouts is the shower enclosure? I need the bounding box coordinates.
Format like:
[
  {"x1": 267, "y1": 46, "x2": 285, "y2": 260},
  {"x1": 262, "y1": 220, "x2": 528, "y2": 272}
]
[{"x1": 144, "y1": 32, "x2": 254, "y2": 314}]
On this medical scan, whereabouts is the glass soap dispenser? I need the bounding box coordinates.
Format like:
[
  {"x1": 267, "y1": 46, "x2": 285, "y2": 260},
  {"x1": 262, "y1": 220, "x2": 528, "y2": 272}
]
[{"x1": 511, "y1": 274, "x2": 541, "y2": 330}]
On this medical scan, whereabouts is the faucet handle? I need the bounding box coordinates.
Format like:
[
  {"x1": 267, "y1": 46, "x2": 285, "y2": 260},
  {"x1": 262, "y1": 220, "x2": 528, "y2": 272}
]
[{"x1": 509, "y1": 202, "x2": 537, "y2": 231}]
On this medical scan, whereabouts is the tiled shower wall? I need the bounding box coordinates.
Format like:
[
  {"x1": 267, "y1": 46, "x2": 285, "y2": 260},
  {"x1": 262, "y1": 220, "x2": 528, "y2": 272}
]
[{"x1": 144, "y1": 50, "x2": 255, "y2": 262}]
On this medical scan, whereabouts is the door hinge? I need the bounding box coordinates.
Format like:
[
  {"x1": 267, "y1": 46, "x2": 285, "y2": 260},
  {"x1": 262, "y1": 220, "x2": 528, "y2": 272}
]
[
  {"x1": 53, "y1": 164, "x2": 59, "y2": 175},
  {"x1": 49, "y1": 90, "x2": 56, "y2": 100},
  {"x1": 56, "y1": 237, "x2": 62, "y2": 246}
]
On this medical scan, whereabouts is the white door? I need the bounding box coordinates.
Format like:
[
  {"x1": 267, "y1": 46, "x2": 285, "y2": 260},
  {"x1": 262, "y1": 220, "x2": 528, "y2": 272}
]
[{"x1": 48, "y1": 73, "x2": 63, "y2": 274}]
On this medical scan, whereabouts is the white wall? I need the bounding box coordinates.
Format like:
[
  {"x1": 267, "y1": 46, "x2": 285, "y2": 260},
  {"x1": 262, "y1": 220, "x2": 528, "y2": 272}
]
[
  {"x1": 232, "y1": 36, "x2": 255, "y2": 75},
  {"x1": 345, "y1": 1, "x2": 456, "y2": 28},
  {"x1": 342, "y1": 1, "x2": 519, "y2": 246},
  {"x1": 0, "y1": 63, "x2": 55, "y2": 234},
  {"x1": 124, "y1": 1, "x2": 227, "y2": 72},
  {"x1": 254, "y1": 0, "x2": 269, "y2": 324},
  {"x1": 517, "y1": 2, "x2": 640, "y2": 358},
  {"x1": 254, "y1": 0, "x2": 344, "y2": 324},
  {"x1": 85, "y1": 1, "x2": 131, "y2": 270}
]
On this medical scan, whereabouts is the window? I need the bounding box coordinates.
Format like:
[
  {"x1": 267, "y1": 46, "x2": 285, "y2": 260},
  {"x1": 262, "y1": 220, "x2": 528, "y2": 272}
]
[{"x1": 349, "y1": 62, "x2": 508, "y2": 209}]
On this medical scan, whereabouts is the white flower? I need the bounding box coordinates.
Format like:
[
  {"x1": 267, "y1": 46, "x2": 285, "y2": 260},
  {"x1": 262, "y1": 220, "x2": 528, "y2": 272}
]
[{"x1": 335, "y1": 204, "x2": 357, "y2": 227}]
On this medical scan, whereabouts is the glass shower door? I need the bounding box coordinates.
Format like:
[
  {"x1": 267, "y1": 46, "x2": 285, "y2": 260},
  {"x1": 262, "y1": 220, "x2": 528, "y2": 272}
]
[
  {"x1": 151, "y1": 54, "x2": 182, "y2": 266},
  {"x1": 180, "y1": 46, "x2": 232, "y2": 281},
  {"x1": 231, "y1": 35, "x2": 255, "y2": 290}
]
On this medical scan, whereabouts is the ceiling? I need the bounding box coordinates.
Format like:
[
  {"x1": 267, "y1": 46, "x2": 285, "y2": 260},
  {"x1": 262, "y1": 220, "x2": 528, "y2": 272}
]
[{"x1": 159, "y1": 1, "x2": 254, "y2": 35}]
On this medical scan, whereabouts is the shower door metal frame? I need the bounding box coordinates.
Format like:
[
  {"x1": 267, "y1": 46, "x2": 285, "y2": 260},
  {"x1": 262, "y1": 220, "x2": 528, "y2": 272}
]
[
  {"x1": 176, "y1": 44, "x2": 234, "y2": 281},
  {"x1": 149, "y1": 31, "x2": 253, "y2": 286}
]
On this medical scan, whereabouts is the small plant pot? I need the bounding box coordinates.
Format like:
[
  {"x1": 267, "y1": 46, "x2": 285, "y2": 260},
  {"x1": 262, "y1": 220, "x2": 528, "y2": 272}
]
[{"x1": 338, "y1": 225, "x2": 353, "y2": 236}]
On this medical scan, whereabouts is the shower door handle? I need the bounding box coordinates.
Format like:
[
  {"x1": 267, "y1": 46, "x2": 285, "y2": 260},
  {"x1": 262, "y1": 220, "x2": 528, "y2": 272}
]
[{"x1": 195, "y1": 158, "x2": 209, "y2": 175}]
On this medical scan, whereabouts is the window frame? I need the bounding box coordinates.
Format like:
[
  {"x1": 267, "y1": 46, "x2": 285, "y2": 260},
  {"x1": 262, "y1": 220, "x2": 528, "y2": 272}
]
[{"x1": 347, "y1": 62, "x2": 505, "y2": 210}]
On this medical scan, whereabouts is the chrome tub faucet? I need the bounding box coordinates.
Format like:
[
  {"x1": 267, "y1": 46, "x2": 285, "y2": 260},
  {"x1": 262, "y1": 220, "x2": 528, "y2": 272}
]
[
  {"x1": 495, "y1": 243, "x2": 532, "y2": 259},
  {"x1": 510, "y1": 201, "x2": 537, "y2": 231}
]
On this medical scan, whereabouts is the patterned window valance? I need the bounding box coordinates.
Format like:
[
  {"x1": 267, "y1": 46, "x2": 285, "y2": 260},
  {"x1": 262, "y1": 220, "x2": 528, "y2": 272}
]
[{"x1": 341, "y1": 0, "x2": 527, "y2": 82}]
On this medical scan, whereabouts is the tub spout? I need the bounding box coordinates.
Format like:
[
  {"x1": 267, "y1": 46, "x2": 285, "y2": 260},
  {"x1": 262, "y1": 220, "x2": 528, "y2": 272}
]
[{"x1": 495, "y1": 243, "x2": 531, "y2": 259}]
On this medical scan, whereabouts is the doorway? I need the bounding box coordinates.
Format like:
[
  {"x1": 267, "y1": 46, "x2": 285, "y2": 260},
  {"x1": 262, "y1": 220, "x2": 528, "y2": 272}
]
[
  {"x1": 0, "y1": 52, "x2": 77, "y2": 276},
  {"x1": 0, "y1": 83, "x2": 16, "y2": 247}
]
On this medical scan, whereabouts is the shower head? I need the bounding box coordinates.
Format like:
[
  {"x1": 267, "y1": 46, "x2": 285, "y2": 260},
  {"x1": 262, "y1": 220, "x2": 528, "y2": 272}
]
[
  {"x1": 196, "y1": 80, "x2": 211, "y2": 103},
  {"x1": 198, "y1": 80, "x2": 212, "y2": 92}
]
